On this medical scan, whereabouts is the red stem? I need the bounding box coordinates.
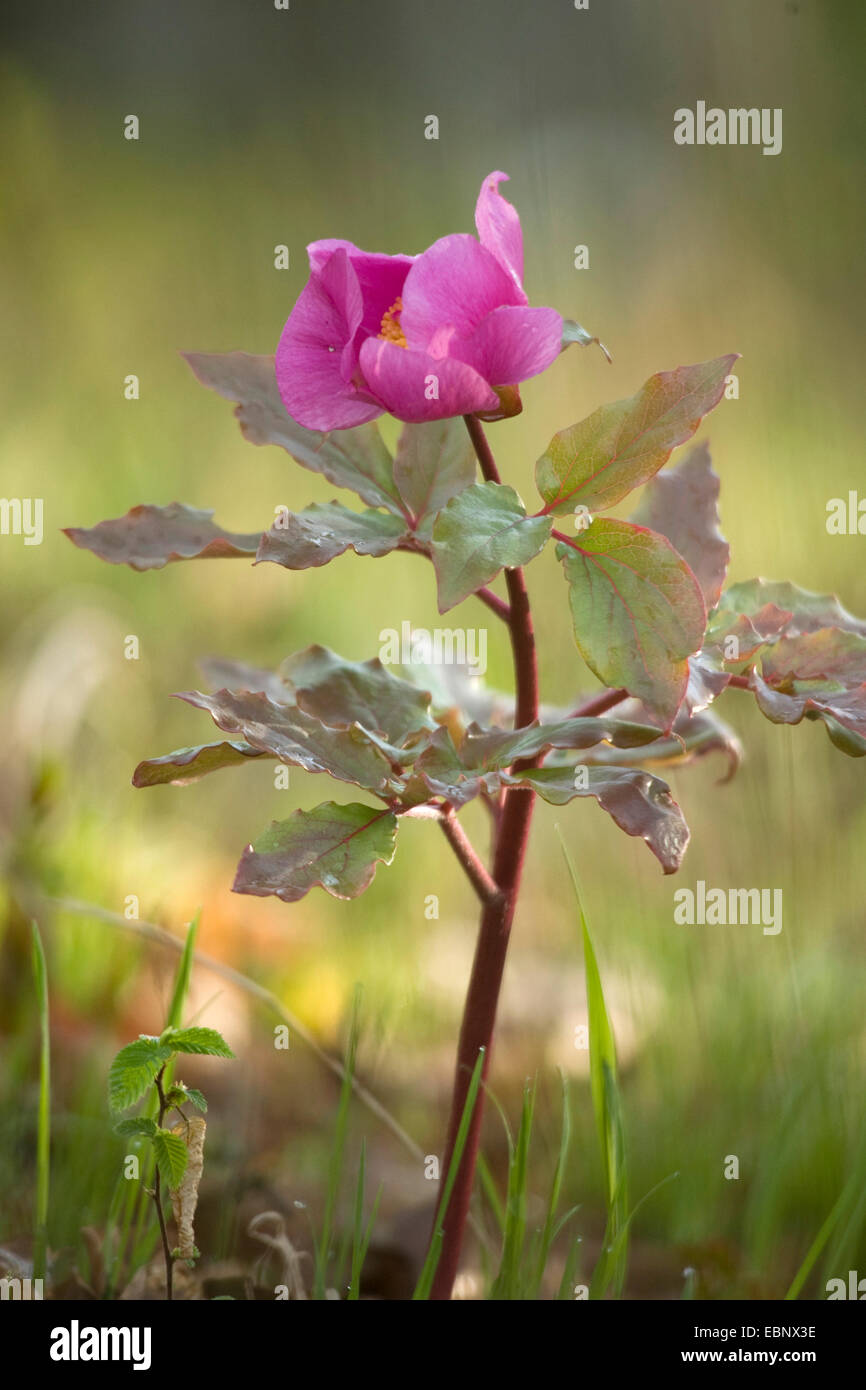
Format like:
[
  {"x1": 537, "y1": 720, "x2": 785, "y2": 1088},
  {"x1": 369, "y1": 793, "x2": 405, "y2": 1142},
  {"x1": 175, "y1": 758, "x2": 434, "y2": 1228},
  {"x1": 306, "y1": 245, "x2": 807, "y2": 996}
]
[{"x1": 429, "y1": 418, "x2": 540, "y2": 1300}]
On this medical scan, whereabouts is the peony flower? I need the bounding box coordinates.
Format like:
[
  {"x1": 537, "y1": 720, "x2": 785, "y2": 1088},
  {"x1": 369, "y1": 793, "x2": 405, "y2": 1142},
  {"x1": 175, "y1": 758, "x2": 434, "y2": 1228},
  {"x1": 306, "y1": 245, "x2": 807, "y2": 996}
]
[{"x1": 275, "y1": 172, "x2": 563, "y2": 430}]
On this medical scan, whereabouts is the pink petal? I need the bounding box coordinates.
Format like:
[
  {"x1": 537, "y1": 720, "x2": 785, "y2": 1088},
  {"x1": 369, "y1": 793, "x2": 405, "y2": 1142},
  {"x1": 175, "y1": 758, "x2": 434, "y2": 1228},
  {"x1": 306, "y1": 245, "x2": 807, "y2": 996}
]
[
  {"x1": 451, "y1": 305, "x2": 563, "y2": 387},
  {"x1": 400, "y1": 234, "x2": 524, "y2": 349},
  {"x1": 308, "y1": 239, "x2": 414, "y2": 338},
  {"x1": 474, "y1": 171, "x2": 526, "y2": 301},
  {"x1": 276, "y1": 248, "x2": 382, "y2": 431},
  {"x1": 358, "y1": 337, "x2": 499, "y2": 423}
]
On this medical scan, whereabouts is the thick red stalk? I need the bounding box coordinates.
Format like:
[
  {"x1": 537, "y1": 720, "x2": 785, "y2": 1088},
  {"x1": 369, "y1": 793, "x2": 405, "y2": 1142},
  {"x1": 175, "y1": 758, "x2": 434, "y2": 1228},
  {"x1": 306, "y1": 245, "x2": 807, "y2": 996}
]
[{"x1": 429, "y1": 419, "x2": 539, "y2": 1300}]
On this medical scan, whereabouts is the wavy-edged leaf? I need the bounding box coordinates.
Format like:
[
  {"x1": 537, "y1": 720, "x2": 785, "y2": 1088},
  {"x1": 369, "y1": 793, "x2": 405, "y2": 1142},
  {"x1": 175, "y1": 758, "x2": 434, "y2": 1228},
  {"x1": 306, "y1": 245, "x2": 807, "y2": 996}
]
[
  {"x1": 431, "y1": 482, "x2": 552, "y2": 612},
  {"x1": 133, "y1": 740, "x2": 266, "y2": 788},
  {"x1": 256, "y1": 501, "x2": 407, "y2": 569},
  {"x1": 536, "y1": 355, "x2": 737, "y2": 516},
  {"x1": 557, "y1": 520, "x2": 706, "y2": 726},
  {"x1": 750, "y1": 631, "x2": 866, "y2": 755},
  {"x1": 176, "y1": 688, "x2": 399, "y2": 791},
  {"x1": 153, "y1": 1128, "x2": 189, "y2": 1190},
  {"x1": 630, "y1": 442, "x2": 729, "y2": 608},
  {"x1": 578, "y1": 704, "x2": 743, "y2": 782},
  {"x1": 199, "y1": 657, "x2": 291, "y2": 703},
  {"x1": 162, "y1": 1026, "x2": 235, "y2": 1058},
  {"x1": 233, "y1": 802, "x2": 398, "y2": 902},
  {"x1": 508, "y1": 766, "x2": 690, "y2": 873},
  {"x1": 393, "y1": 419, "x2": 476, "y2": 536},
  {"x1": 279, "y1": 645, "x2": 436, "y2": 743},
  {"x1": 64, "y1": 502, "x2": 262, "y2": 571},
  {"x1": 183, "y1": 352, "x2": 404, "y2": 515},
  {"x1": 108, "y1": 1038, "x2": 173, "y2": 1112},
  {"x1": 716, "y1": 579, "x2": 866, "y2": 638}
]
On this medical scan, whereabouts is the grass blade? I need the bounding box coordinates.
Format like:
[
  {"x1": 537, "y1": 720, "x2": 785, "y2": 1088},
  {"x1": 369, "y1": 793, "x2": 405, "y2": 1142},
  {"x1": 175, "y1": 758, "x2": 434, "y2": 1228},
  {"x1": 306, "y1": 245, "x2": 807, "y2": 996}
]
[
  {"x1": 558, "y1": 831, "x2": 629, "y2": 1299},
  {"x1": 314, "y1": 985, "x2": 361, "y2": 1299},
  {"x1": 31, "y1": 921, "x2": 51, "y2": 1284},
  {"x1": 491, "y1": 1079, "x2": 536, "y2": 1299},
  {"x1": 413, "y1": 1047, "x2": 486, "y2": 1300}
]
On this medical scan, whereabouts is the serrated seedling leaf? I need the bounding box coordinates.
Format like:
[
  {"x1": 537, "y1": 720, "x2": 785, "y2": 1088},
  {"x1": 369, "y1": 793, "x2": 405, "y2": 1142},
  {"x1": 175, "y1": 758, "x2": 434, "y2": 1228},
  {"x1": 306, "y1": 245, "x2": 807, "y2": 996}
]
[
  {"x1": 108, "y1": 1039, "x2": 173, "y2": 1112},
  {"x1": 183, "y1": 1088, "x2": 208, "y2": 1113},
  {"x1": 113, "y1": 1116, "x2": 158, "y2": 1138},
  {"x1": 64, "y1": 502, "x2": 263, "y2": 570},
  {"x1": 536, "y1": 355, "x2": 737, "y2": 516},
  {"x1": 233, "y1": 802, "x2": 398, "y2": 903},
  {"x1": 557, "y1": 520, "x2": 706, "y2": 726},
  {"x1": 153, "y1": 1128, "x2": 189, "y2": 1189},
  {"x1": 182, "y1": 351, "x2": 405, "y2": 515},
  {"x1": 431, "y1": 482, "x2": 552, "y2": 611},
  {"x1": 164, "y1": 1027, "x2": 235, "y2": 1058}
]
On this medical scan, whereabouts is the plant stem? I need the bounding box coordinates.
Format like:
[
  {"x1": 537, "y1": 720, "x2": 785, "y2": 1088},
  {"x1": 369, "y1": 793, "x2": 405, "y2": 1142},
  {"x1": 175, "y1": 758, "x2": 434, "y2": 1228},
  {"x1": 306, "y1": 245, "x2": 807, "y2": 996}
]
[
  {"x1": 429, "y1": 419, "x2": 540, "y2": 1300},
  {"x1": 438, "y1": 808, "x2": 502, "y2": 906},
  {"x1": 153, "y1": 1067, "x2": 173, "y2": 1300}
]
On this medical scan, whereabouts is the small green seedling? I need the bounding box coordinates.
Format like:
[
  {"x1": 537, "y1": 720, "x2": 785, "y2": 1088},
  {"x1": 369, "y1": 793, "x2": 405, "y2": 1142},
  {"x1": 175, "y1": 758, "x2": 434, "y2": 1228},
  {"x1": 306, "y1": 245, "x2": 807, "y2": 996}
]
[{"x1": 108, "y1": 1025, "x2": 234, "y2": 1299}]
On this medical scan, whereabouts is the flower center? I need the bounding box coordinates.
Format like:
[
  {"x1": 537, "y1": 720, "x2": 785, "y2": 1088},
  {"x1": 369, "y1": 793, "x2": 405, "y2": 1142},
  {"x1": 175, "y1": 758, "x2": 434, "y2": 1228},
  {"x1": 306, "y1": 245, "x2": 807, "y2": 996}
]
[{"x1": 378, "y1": 296, "x2": 408, "y2": 349}]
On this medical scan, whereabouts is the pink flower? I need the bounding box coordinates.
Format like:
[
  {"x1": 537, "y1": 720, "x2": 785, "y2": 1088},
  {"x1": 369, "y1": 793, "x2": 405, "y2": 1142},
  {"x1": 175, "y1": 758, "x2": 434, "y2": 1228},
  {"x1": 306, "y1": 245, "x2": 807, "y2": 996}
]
[{"x1": 275, "y1": 172, "x2": 563, "y2": 430}]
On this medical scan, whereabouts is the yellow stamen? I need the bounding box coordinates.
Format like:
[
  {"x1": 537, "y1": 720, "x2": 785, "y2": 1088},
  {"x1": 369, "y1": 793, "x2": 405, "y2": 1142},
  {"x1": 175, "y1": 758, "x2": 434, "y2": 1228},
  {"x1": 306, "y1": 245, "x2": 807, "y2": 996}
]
[{"x1": 378, "y1": 296, "x2": 408, "y2": 348}]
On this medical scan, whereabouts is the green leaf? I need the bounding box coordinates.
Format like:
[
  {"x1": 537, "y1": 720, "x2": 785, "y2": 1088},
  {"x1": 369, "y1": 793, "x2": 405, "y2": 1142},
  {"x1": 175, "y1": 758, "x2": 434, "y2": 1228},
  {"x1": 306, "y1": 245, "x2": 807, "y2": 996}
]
[
  {"x1": 162, "y1": 1026, "x2": 235, "y2": 1058},
  {"x1": 509, "y1": 765, "x2": 690, "y2": 874},
  {"x1": 182, "y1": 352, "x2": 405, "y2": 516},
  {"x1": 64, "y1": 502, "x2": 263, "y2": 571},
  {"x1": 133, "y1": 741, "x2": 266, "y2": 788},
  {"x1": 153, "y1": 1128, "x2": 189, "y2": 1190},
  {"x1": 279, "y1": 645, "x2": 436, "y2": 744},
  {"x1": 630, "y1": 442, "x2": 729, "y2": 609},
  {"x1": 557, "y1": 520, "x2": 706, "y2": 725},
  {"x1": 114, "y1": 1117, "x2": 158, "y2": 1138},
  {"x1": 431, "y1": 481, "x2": 552, "y2": 612},
  {"x1": 177, "y1": 688, "x2": 399, "y2": 792},
  {"x1": 108, "y1": 1038, "x2": 173, "y2": 1112},
  {"x1": 256, "y1": 501, "x2": 407, "y2": 569},
  {"x1": 559, "y1": 844, "x2": 629, "y2": 1298},
  {"x1": 536, "y1": 355, "x2": 737, "y2": 516},
  {"x1": 393, "y1": 418, "x2": 476, "y2": 536},
  {"x1": 182, "y1": 1088, "x2": 208, "y2": 1113},
  {"x1": 560, "y1": 318, "x2": 612, "y2": 363},
  {"x1": 233, "y1": 802, "x2": 398, "y2": 903}
]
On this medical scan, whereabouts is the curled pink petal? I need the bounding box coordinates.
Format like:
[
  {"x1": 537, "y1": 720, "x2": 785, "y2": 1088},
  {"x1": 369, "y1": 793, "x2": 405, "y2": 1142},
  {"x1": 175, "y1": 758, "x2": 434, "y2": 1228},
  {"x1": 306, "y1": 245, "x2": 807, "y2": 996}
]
[
  {"x1": 451, "y1": 305, "x2": 563, "y2": 387},
  {"x1": 474, "y1": 171, "x2": 526, "y2": 300},
  {"x1": 358, "y1": 337, "x2": 499, "y2": 423},
  {"x1": 276, "y1": 248, "x2": 382, "y2": 431},
  {"x1": 308, "y1": 239, "x2": 414, "y2": 339},
  {"x1": 400, "y1": 234, "x2": 524, "y2": 348}
]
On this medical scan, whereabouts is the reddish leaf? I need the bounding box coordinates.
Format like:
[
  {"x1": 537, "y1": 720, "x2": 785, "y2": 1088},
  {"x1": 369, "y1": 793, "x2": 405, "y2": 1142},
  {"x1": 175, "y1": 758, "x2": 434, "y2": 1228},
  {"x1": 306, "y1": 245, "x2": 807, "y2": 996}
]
[
  {"x1": 279, "y1": 646, "x2": 436, "y2": 743},
  {"x1": 505, "y1": 766, "x2": 690, "y2": 874},
  {"x1": 64, "y1": 503, "x2": 262, "y2": 571},
  {"x1": 183, "y1": 352, "x2": 404, "y2": 516},
  {"x1": 176, "y1": 688, "x2": 398, "y2": 792},
  {"x1": 256, "y1": 502, "x2": 407, "y2": 570},
  {"x1": 393, "y1": 419, "x2": 476, "y2": 536},
  {"x1": 630, "y1": 442, "x2": 729, "y2": 608},
  {"x1": 536, "y1": 355, "x2": 737, "y2": 516},
  {"x1": 133, "y1": 740, "x2": 266, "y2": 787},
  {"x1": 557, "y1": 519, "x2": 706, "y2": 726},
  {"x1": 233, "y1": 802, "x2": 398, "y2": 902}
]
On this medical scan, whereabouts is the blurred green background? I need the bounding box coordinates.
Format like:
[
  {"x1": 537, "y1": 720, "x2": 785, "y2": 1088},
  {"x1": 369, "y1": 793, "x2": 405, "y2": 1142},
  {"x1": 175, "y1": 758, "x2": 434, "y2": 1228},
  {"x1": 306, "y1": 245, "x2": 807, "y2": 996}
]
[{"x1": 1, "y1": 0, "x2": 865, "y2": 1297}]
